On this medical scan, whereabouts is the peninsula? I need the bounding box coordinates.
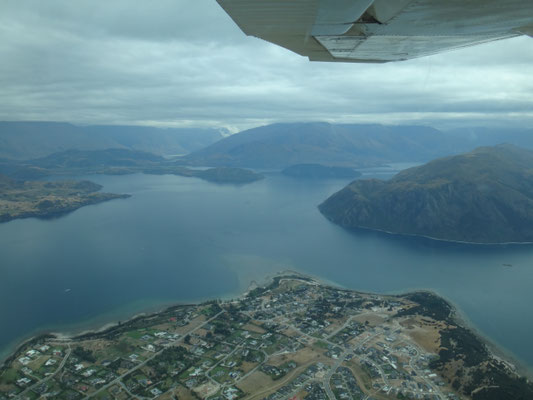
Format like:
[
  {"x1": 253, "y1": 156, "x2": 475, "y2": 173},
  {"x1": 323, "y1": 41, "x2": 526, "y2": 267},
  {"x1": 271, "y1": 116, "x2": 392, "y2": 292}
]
[
  {"x1": 1, "y1": 272, "x2": 531, "y2": 400},
  {"x1": 0, "y1": 174, "x2": 129, "y2": 223},
  {"x1": 320, "y1": 145, "x2": 533, "y2": 244},
  {"x1": 0, "y1": 149, "x2": 264, "y2": 184}
]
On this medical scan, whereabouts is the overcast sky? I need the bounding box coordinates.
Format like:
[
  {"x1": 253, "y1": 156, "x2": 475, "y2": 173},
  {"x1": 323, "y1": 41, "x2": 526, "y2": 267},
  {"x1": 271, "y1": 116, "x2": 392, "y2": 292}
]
[{"x1": 1, "y1": 0, "x2": 532, "y2": 132}]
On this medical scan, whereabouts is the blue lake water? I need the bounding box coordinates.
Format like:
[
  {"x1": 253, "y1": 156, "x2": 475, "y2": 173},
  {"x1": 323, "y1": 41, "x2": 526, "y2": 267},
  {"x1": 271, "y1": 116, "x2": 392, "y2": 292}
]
[{"x1": 1, "y1": 172, "x2": 533, "y2": 370}]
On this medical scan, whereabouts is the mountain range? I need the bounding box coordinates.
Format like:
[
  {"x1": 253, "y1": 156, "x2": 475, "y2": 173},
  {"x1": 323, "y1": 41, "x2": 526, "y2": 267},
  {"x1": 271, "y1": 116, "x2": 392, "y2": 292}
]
[
  {"x1": 3, "y1": 121, "x2": 533, "y2": 172},
  {"x1": 182, "y1": 122, "x2": 533, "y2": 169},
  {"x1": 0, "y1": 122, "x2": 224, "y2": 159}
]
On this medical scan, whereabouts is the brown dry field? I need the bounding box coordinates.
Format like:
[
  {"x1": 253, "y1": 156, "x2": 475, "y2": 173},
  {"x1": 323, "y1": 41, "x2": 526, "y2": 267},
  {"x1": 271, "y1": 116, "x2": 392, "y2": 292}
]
[
  {"x1": 238, "y1": 370, "x2": 274, "y2": 395},
  {"x1": 268, "y1": 347, "x2": 330, "y2": 367},
  {"x1": 195, "y1": 328, "x2": 209, "y2": 337},
  {"x1": 158, "y1": 392, "x2": 174, "y2": 400},
  {"x1": 241, "y1": 363, "x2": 314, "y2": 400},
  {"x1": 194, "y1": 381, "x2": 220, "y2": 398},
  {"x1": 280, "y1": 327, "x2": 306, "y2": 340},
  {"x1": 353, "y1": 313, "x2": 386, "y2": 326},
  {"x1": 175, "y1": 315, "x2": 206, "y2": 335},
  {"x1": 0, "y1": 384, "x2": 12, "y2": 393},
  {"x1": 76, "y1": 339, "x2": 113, "y2": 354},
  {"x1": 151, "y1": 322, "x2": 177, "y2": 332},
  {"x1": 174, "y1": 385, "x2": 198, "y2": 400},
  {"x1": 114, "y1": 390, "x2": 131, "y2": 400},
  {"x1": 401, "y1": 316, "x2": 443, "y2": 353},
  {"x1": 239, "y1": 346, "x2": 331, "y2": 399},
  {"x1": 242, "y1": 323, "x2": 266, "y2": 334},
  {"x1": 240, "y1": 361, "x2": 259, "y2": 374},
  {"x1": 27, "y1": 355, "x2": 49, "y2": 371}
]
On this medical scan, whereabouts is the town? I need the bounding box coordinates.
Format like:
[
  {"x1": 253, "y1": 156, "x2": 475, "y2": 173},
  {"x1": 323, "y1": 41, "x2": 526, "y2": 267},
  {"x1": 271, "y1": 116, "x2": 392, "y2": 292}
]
[{"x1": 0, "y1": 273, "x2": 518, "y2": 400}]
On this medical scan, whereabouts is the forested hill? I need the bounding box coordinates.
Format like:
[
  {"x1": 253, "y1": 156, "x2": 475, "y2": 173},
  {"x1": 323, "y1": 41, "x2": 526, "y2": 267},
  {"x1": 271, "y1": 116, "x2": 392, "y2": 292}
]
[{"x1": 319, "y1": 144, "x2": 533, "y2": 244}]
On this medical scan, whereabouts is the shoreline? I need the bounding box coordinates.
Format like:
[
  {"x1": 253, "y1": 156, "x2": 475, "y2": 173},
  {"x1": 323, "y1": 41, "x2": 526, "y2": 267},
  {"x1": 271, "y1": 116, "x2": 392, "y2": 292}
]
[
  {"x1": 451, "y1": 307, "x2": 533, "y2": 377},
  {"x1": 0, "y1": 193, "x2": 131, "y2": 224},
  {"x1": 330, "y1": 219, "x2": 533, "y2": 246},
  {"x1": 0, "y1": 282, "x2": 251, "y2": 367},
  {"x1": 3, "y1": 270, "x2": 531, "y2": 380},
  {"x1": 248, "y1": 271, "x2": 533, "y2": 379},
  {"x1": 423, "y1": 288, "x2": 533, "y2": 379},
  {"x1": 0, "y1": 299, "x2": 197, "y2": 368}
]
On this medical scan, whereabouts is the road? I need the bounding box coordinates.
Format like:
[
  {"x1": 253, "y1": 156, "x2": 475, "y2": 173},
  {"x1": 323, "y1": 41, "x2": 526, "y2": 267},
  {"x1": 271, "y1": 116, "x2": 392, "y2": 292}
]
[
  {"x1": 84, "y1": 310, "x2": 225, "y2": 399},
  {"x1": 15, "y1": 344, "x2": 72, "y2": 400},
  {"x1": 407, "y1": 346, "x2": 446, "y2": 399},
  {"x1": 323, "y1": 332, "x2": 380, "y2": 400}
]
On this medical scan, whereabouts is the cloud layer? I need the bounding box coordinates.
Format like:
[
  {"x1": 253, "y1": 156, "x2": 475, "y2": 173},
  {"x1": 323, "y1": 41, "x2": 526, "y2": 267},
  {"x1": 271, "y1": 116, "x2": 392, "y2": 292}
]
[{"x1": 1, "y1": 0, "x2": 532, "y2": 131}]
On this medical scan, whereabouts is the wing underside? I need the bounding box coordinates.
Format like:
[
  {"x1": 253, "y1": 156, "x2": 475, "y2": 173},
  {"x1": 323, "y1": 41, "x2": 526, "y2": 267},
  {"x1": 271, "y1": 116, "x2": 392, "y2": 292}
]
[{"x1": 216, "y1": 0, "x2": 533, "y2": 62}]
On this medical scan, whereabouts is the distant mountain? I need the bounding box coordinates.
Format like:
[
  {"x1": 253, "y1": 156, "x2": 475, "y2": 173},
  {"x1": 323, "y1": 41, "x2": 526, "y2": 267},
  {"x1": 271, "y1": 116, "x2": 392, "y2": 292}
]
[
  {"x1": 282, "y1": 164, "x2": 361, "y2": 179},
  {"x1": 0, "y1": 122, "x2": 114, "y2": 160},
  {"x1": 30, "y1": 148, "x2": 164, "y2": 169},
  {"x1": 319, "y1": 145, "x2": 533, "y2": 244},
  {"x1": 445, "y1": 127, "x2": 533, "y2": 150},
  {"x1": 0, "y1": 121, "x2": 224, "y2": 159},
  {"x1": 82, "y1": 125, "x2": 224, "y2": 156},
  {"x1": 4, "y1": 121, "x2": 533, "y2": 169},
  {"x1": 183, "y1": 123, "x2": 454, "y2": 168},
  {"x1": 183, "y1": 122, "x2": 533, "y2": 169}
]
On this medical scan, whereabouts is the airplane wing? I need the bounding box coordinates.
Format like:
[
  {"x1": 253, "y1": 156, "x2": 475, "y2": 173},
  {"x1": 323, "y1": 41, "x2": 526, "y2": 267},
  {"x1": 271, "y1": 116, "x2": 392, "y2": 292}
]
[{"x1": 216, "y1": 0, "x2": 533, "y2": 63}]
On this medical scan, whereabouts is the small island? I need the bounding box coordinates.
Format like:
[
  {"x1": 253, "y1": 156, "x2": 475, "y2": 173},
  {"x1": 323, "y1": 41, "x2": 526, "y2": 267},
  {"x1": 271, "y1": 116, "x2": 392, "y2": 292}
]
[
  {"x1": 146, "y1": 166, "x2": 264, "y2": 184},
  {"x1": 1, "y1": 272, "x2": 531, "y2": 400},
  {"x1": 320, "y1": 145, "x2": 533, "y2": 244},
  {"x1": 282, "y1": 164, "x2": 361, "y2": 180},
  {"x1": 0, "y1": 174, "x2": 130, "y2": 223}
]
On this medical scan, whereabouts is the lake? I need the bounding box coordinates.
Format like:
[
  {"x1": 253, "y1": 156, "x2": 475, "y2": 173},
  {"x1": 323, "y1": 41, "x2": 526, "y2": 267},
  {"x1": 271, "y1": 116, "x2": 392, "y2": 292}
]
[{"x1": 1, "y1": 171, "x2": 533, "y2": 371}]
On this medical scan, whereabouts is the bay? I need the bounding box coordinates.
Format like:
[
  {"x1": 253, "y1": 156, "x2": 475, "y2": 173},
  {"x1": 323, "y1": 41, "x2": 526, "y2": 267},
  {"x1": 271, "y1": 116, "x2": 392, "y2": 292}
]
[{"x1": 1, "y1": 171, "x2": 533, "y2": 371}]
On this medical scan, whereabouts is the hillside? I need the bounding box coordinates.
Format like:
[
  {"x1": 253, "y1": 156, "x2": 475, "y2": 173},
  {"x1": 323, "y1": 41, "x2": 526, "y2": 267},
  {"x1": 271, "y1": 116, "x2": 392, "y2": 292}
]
[
  {"x1": 0, "y1": 122, "x2": 224, "y2": 159},
  {"x1": 183, "y1": 122, "x2": 533, "y2": 169},
  {"x1": 319, "y1": 145, "x2": 533, "y2": 244}
]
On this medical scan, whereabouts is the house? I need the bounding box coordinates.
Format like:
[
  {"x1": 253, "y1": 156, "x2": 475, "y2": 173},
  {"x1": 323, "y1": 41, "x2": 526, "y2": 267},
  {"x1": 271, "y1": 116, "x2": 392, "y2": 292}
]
[
  {"x1": 223, "y1": 386, "x2": 240, "y2": 400},
  {"x1": 26, "y1": 350, "x2": 40, "y2": 358},
  {"x1": 17, "y1": 377, "x2": 31, "y2": 386},
  {"x1": 143, "y1": 344, "x2": 156, "y2": 352},
  {"x1": 45, "y1": 358, "x2": 57, "y2": 367},
  {"x1": 18, "y1": 357, "x2": 31, "y2": 365},
  {"x1": 82, "y1": 369, "x2": 96, "y2": 377}
]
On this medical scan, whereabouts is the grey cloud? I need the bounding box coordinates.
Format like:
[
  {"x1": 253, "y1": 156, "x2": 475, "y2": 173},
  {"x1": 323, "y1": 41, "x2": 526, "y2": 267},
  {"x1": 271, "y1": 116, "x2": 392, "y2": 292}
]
[{"x1": 0, "y1": 0, "x2": 532, "y2": 131}]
